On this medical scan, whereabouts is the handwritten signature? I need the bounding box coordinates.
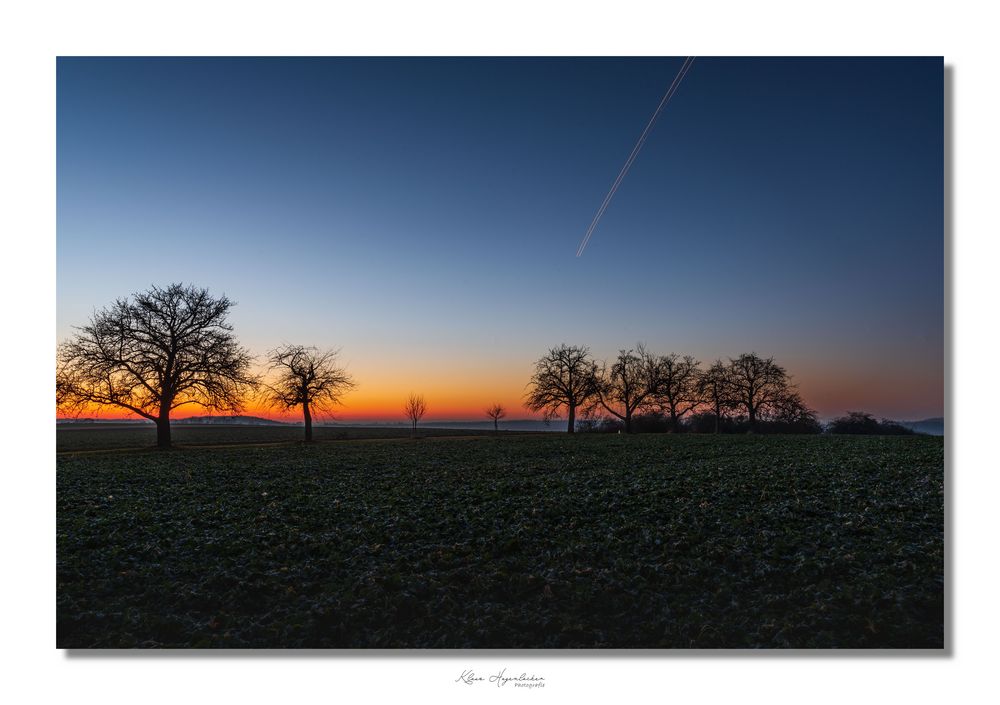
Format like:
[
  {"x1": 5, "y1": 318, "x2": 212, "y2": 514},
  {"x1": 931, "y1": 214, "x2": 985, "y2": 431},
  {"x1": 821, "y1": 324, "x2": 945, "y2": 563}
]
[{"x1": 456, "y1": 668, "x2": 546, "y2": 688}]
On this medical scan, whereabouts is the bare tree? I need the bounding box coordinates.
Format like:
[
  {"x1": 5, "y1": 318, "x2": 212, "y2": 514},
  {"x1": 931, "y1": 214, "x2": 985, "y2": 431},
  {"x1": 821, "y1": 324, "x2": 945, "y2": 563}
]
[
  {"x1": 592, "y1": 344, "x2": 660, "y2": 433},
  {"x1": 56, "y1": 283, "x2": 258, "y2": 448},
  {"x1": 485, "y1": 403, "x2": 506, "y2": 433},
  {"x1": 262, "y1": 345, "x2": 356, "y2": 442},
  {"x1": 524, "y1": 344, "x2": 598, "y2": 434},
  {"x1": 405, "y1": 393, "x2": 427, "y2": 435},
  {"x1": 770, "y1": 389, "x2": 821, "y2": 432},
  {"x1": 728, "y1": 352, "x2": 793, "y2": 431},
  {"x1": 696, "y1": 359, "x2": 733, "y2": 434},
  {"x1": 654, "y1": 353, "x2": 702, "y2": 431}
]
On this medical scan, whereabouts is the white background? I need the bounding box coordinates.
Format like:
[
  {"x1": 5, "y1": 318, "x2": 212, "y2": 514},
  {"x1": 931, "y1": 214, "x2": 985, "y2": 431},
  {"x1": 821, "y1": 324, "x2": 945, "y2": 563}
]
[{"x1": 1, "y1": 1, "x2": 997, "y2": 702}]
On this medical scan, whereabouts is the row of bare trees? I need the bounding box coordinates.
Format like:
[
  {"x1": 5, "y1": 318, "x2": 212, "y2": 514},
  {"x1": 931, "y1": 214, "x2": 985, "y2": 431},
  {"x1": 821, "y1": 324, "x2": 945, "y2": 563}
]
[
  {"x1": 56, "y1": 284, "x2": 516, "y2": 447},
  {"x1": 56, "y1": 284, "x2": 363, "y2": 447},
  {"x1": 56, "y1": 285, "x2": 818, "y2": 447},
  {"x1": 525, "y1": 344, "x2": 817, "y2": 434}
]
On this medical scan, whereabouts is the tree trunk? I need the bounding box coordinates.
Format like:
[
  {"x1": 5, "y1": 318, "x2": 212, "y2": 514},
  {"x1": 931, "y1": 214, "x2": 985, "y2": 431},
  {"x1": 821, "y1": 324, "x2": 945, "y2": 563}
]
[
  {"x1": 567, "y1": 404, "x2": 576, "y2": 434},
  {"x1": 669, "y1": 409, "x2": 679, "y2": 433},
  {"x1": 303, "y1": 402, "x2": 313, "y2": 442},
  {"x1": 155, "y1": 416, "x2": 171, "y2": 448},
  {"x1": 748, "y1": 406, "x2": 757, "y2": 433},
  {"x1": 625, "y1": 413, "x2": 632, "y2": 434},
  {"x1": 714, "y1": 402, "x2": 720, "y2": 434},
  {"x1": 494, "y1": 418, "x2": 498, "y2": 433}
]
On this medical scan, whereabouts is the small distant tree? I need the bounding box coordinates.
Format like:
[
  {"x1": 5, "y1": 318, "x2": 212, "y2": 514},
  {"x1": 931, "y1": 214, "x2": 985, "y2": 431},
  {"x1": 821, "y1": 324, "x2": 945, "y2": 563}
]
[
  {"x1": 654, "y1": 353, "x2": 702, "y2": 431},
  {"x1": 728, "y1": 352, "x2": 793, "y2": 432},
  {"x1": 56, "y1": 283, "x2": 258, "y2": 448},
  {"x1": 262, "y1": 345, "x2": 356, "y2": 442},
  {"x1": 405, "y1": 393, "x2": 427, "y2": 435},
  {"x1": 696, "y1": 359, "x2": 733, "y2": 434},
  {"x1": 485, "y1": 403, "x2": 506, "y2": 433},
  {"x1": 592, "y1": 344, "x2": 660, "y2": 433},
  {"x1": 525, "y1": 344, "x2": 598, "y2": 434}
]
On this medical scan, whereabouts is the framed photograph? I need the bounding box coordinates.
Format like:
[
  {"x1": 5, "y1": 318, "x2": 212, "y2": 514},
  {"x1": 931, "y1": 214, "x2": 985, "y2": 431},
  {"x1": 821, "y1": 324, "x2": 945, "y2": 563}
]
[{"x1": 56, "y1": 56, "x2": 943, "y2": 652}]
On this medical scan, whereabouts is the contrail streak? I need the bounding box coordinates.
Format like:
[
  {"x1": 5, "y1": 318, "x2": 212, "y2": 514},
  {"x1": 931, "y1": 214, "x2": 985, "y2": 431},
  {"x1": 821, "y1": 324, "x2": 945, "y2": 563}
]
[{"x1": 576, "y1": 57, "x2": 695, "y2": 257}]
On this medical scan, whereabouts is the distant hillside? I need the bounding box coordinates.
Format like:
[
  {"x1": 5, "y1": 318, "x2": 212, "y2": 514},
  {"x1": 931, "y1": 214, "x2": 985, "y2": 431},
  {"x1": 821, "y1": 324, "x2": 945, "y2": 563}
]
[
  {"x1": 321, "y1": 419, "x2": 563, "y2": 432},
  {"x1": 174, "y1": 415, "x2": 292, "y2": 426},
  {"x1": 898, "y1": 417, "x2": 944, "y2": 436},
  {"x1": 57, "y1": 418, "x2": 150, "y2": 425},
  {"x1": 57, "y1": 415, "x2": 290, "y2": 426}
]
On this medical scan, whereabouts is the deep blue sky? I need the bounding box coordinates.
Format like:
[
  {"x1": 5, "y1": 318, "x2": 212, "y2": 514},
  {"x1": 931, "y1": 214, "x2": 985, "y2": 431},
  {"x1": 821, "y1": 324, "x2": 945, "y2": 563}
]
[{"x1": 57, "y1": 57, "x2": 943, "y2": 420}]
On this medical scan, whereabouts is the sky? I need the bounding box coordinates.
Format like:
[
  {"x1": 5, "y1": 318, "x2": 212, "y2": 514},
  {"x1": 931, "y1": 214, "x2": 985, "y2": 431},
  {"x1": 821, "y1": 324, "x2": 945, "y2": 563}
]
[{"x1": 56, "y1": 57, "x2": 944, "y2": 422}]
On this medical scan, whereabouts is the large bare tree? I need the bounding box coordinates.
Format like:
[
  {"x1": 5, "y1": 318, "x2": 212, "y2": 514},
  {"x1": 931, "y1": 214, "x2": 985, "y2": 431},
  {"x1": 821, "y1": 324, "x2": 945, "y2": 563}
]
[
  {"x1": 696, "y1": 359, "x2": 734, "y2": 434},
  {"x1": 262, "y1": 345, "x2": 356, "y2": 442},
  {"x1": 592, "y1": 344, "x2": 660, "y2": 433},
  {"x1": 56, "y1": 283, "x2": 257, "y2": 448},
  {"x1": 654, "y1": 353, "x2": 702, "y2": 431},
  {"x1": 728, "y1": 352, "x2": 793, "y2": 431},
  {"x1": 405, "y1": 393, "x2": 427, "y2": 435},
  {"x1": 524, "y1": 344, "x2": 598, "y2": 433}
]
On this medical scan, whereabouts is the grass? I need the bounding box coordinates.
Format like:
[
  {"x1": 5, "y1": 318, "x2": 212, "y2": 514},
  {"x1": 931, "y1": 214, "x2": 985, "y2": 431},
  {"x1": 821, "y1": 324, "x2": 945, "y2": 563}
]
[{"x1": 56, "y1": 433, "x2": 944, "y2": 648}]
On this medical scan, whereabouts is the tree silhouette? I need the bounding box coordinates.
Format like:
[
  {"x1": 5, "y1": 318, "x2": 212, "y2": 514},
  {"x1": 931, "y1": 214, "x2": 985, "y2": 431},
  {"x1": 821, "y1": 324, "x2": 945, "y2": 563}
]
[
  {"x1": 829, "y1": 411, "x2": 914, "y2": 435},
  {"x1": 830, "y1": 411, "x2": 882, "y2": 434},
  {"x1": 728, "y1": 352, "x2": 794, "y2": 431},
  {"x1": 525, "y1": 344, "x2": 598, "y2": 434},
  {"x1": 485, "y1": 403, "x2": 506, "y2": 433},
  {"x1": 654, "y1": 353, "x2": 702, "y2": 431},
  {"x1": 696, "y1": 359, "x2": 734, "y2": 434},
  {"x1": 56, "y1": 283, "x2": 257, "y2": 448},
  {"x1": 262, "y1": 345, "x2": 356, "y2": 442},
  {"x1": 405, "y1": 393, "x2": 427, "y2": 435},
  {"x1": 769, "y1": 389, "x2": 822, "y2": 433},
  {"x1": 593, "y1": 344, "x2": 660, "y2": 433}
]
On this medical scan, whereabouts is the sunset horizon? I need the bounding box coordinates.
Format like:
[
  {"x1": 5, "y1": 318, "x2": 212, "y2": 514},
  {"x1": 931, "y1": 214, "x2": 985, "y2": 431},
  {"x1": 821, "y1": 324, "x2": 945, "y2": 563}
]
[{"x1": 54, "y1": 336, "x2": 945, "y2": 425}]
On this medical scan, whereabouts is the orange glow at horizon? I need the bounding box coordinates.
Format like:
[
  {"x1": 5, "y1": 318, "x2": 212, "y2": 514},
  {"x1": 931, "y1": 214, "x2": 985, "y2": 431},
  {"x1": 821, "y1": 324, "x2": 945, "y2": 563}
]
[
  {"x1": 56, "y1": 362, "x2": 545, "y2": 423},
  {"x1": 55, "y1": 354, "x2": 943, "y2": 423},
  {"x1": 56, "y1": 400, "x2": 544, "y2": 423}
]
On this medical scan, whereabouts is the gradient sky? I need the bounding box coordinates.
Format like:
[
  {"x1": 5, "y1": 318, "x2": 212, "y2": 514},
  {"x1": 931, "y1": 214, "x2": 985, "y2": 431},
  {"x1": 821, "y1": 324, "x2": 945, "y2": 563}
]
[{"x1": 57, "y1": 57, "x2": 943, "y2": 422}]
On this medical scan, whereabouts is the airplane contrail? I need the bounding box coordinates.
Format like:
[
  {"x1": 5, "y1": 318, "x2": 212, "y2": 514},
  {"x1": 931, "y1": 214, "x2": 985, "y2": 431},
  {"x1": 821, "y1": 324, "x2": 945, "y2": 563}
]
[{"x1": 576, "y1": 56, "x2": 695, "y2": 257}]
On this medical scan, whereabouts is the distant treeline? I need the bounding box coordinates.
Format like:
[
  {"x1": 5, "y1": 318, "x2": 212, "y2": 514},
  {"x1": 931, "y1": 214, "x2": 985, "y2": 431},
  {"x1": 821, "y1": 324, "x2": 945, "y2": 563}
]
[
  {"x1": 525, "y1": 344, "x2": 821, "y2": 434},
  {"x1": 578, "y1": 411, "x2": 821, "y2": 435},
  {"x1": 579, "y1": 410, "x2": 920, "y2": 435},
  {"x1": 524, "y1": 344, "x2": 925, "y2": 435},
  {"x1": 825, "y1": 411, "x2": 916, "y2": 436}
]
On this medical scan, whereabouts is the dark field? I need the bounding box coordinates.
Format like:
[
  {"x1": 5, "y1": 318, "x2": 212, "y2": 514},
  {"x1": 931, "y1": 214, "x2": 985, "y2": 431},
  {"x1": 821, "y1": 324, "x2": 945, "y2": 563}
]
[
  {"x1": 57, "y1": 423, "x2": 501, "y2": 452},
  {"x1": 57, "y1": 433, "x2": 944, "y2": 648}
]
